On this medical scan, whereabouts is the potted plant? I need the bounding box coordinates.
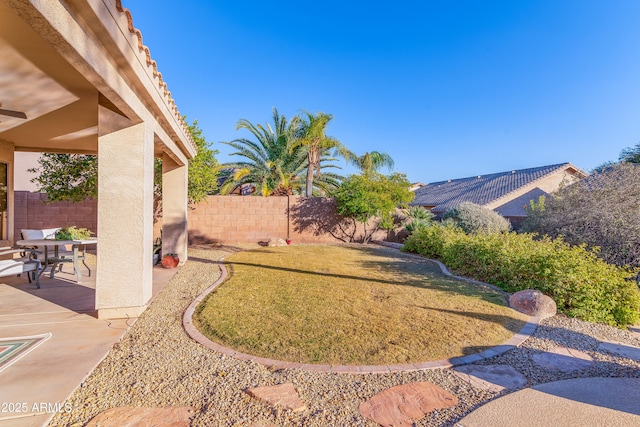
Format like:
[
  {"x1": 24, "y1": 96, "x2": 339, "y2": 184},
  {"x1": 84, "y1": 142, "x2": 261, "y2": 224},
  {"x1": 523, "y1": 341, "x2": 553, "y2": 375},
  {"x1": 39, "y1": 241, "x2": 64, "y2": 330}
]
[
  {"x1": 161, "y1": 253, "x2": 179, "y2": 269},
  {"x1": 153, "y1": 236, "x2": 162, "y2": 265},
  {"x1": 55, "y1": 226, "x2": 94, "y2": 240}
]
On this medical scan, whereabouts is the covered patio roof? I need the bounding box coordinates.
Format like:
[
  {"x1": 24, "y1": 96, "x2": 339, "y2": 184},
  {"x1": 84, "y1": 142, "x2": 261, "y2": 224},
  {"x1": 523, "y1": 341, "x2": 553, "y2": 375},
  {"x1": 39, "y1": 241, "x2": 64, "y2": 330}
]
[
  {"x1": 0, "y1": 0, "x2": 195, "y2": 160},
  {"x1": 0, "y1": 0, "x2": 198, "y2": 318}
]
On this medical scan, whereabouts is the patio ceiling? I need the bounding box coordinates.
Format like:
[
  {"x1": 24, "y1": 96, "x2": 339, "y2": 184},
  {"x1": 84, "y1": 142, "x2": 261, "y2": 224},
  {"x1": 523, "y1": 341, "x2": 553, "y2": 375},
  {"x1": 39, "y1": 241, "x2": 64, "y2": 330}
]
[
  {"x1": 0, "y1": 0, "x2": 196, "y2": 161},
  {"x1": 0, "y1": 1, "x2": 98, "y2": 154},
  {"x1": 1, "y1": 0, "x2": 195, "y2": 318}
]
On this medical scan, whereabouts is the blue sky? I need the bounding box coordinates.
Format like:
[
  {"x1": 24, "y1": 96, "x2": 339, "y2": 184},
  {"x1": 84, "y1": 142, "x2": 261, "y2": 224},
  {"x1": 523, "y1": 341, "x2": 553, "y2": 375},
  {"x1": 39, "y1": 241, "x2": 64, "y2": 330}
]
[{"x1": 125, "y1": 0, "x2": 640, "y2": 183}]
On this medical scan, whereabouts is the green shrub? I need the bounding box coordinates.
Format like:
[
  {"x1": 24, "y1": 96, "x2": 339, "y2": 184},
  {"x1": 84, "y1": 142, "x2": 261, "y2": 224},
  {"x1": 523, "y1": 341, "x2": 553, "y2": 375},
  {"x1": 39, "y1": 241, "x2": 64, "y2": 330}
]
[
  {"x1": 403, "y1": 206, "x2": 434, "y2": 235},
  {"x1": 55, "y1": 226, "x2": 93, "y2": 240},
  {"x1": 403, "y1": 225, "x2": 640, "y2": 327},
  {"x1": 442, "y1": 202, "x2": 511, "y2": 234}
]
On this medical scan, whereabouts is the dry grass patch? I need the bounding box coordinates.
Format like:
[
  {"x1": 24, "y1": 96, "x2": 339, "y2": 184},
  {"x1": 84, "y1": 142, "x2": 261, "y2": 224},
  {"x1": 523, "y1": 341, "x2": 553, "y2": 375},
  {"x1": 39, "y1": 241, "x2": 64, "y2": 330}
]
[{"x1": 194, "y1": 244, "x2": 528, "y2": 365}]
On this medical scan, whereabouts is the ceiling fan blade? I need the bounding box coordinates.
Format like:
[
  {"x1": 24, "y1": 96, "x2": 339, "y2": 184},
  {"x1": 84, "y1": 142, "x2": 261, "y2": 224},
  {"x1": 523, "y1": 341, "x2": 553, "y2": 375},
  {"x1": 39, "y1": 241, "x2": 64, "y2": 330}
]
[{"x1": 0, "y1": 108, "x2": 27, "y2": 119}]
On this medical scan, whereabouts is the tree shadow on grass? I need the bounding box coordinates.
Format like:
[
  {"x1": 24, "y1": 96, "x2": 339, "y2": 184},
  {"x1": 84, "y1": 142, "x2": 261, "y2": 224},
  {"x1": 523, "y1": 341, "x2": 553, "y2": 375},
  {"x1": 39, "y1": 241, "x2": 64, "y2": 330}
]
[
  {"x1": 354, "y1": 246, "x2": 511, "y2": 306},
  {"x1": 416, "y1": 306, "x2": 528, "y2": 336},
  {"x1": 288, "y1": 197, "x2": 360, "y2": 242},
  {"x1": 224, "y1": 256, "x2": 509, "y2": 306}
]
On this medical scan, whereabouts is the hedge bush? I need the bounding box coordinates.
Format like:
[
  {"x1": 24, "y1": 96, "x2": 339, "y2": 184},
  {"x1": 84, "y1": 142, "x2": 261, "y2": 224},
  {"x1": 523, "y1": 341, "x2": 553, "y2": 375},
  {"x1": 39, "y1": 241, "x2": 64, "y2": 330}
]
[{"x1": 403, "y1": 225, "x2": 640, "y2": 327}]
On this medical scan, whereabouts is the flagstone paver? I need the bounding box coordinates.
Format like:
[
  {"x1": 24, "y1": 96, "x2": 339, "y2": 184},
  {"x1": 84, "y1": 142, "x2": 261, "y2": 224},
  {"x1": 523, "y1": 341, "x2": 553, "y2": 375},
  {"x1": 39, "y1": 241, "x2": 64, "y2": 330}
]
[
  {"x1": 531, "y1": 346, "x2": 594, "y2": 372},
  {"x1": 598, "y1": 340, "x2": 640, "y2": 361},
  {"x1": 359, "y1": 382, "x2": 458, "y2": 427},
  {"x1": 85, "y1": 406, "x2": 194, "y2": 427},
  {"x1": 246, "y1": 383, "x2": 307, "y2": 412},
  {"x1": 453, "y1": 364, "x2": 528, "y2": 392}
]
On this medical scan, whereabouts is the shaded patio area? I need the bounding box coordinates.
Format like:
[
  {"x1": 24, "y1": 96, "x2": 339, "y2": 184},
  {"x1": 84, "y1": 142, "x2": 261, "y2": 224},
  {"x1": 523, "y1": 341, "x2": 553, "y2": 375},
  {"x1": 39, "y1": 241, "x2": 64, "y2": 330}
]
[
  {"x1": 1, "y1": 0, "x2": 196, "y2": 319},
  {"x1": 0, "y1": 262, "x2": 178, "y2": 427}
]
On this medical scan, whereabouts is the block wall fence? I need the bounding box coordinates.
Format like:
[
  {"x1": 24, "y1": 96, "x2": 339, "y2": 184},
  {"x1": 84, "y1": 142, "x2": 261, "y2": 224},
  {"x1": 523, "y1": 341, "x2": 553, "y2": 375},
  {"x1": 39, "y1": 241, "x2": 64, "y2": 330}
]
[
  {"x1": 14, "y1": 194, "x2": 397, "y2": 245},
  {"x1": 188, "y1": 196, "x2": 391, "y2": 244},
  {"x1": 14, "y1": 191, "x2": 97, "y2": 239}
]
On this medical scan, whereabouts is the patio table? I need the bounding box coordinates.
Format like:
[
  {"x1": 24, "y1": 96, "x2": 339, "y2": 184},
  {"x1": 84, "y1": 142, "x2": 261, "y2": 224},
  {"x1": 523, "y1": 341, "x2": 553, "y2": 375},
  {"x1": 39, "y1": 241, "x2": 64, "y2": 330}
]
[{"x1": 16, "y1": 238, "x2": 97, "y2": 284}]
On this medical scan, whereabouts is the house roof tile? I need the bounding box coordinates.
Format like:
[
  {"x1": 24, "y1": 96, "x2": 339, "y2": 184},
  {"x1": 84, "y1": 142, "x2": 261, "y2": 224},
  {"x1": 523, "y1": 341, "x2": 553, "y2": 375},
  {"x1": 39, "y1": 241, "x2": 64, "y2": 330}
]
[
  {"x1": 114, "y1": 0, "x2": 195, "y2": 151},
  {"x1": 411, "y1": 163, "x2": 585, "y2": 213}
]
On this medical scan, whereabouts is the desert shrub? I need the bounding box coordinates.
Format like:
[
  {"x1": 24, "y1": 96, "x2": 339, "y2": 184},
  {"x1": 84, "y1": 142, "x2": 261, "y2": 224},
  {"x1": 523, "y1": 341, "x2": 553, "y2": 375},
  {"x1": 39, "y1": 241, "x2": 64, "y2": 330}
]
[
  {"x1": 442, "y1": 202, "x2": 511, "y2": 234},
  {"x1": 403, "y1": 206, "x2": 434, "y2": 235},
  {"x1": 523, "y1": 162, "x2": 640, "y2": 268},
  {"x1": 403, "y1": 225, "x2": 640, "y2": 327}
]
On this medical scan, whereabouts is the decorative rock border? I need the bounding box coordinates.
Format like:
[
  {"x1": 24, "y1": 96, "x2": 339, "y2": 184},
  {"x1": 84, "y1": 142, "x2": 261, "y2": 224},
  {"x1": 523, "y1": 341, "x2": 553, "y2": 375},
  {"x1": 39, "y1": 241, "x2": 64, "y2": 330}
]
[{"x1": 182, "y1": 247, "x2": 541, "y2": 374}]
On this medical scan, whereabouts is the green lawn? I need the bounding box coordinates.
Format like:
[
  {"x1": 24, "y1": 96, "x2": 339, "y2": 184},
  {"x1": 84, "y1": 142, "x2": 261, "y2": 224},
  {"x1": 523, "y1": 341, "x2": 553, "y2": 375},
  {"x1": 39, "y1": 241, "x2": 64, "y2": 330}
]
[{"x1": 194, "y1": 244, "x2": 528, "y2": 365}]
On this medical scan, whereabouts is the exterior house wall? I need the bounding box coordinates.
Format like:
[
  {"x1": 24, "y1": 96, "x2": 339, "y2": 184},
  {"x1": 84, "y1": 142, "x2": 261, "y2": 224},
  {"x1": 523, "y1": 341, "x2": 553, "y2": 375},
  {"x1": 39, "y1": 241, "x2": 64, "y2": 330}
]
[
  {"x1": 490, "y1": 169, "x2": 584, "y2": 230},
  {"x1": 0, "y1": 141, "x2": 14, "y2": 246},
  {"x1": 494, "y1": 188, "x2": 547, "y2": 217},
  {"x1": 14, "y1": 152, "x2": 42, "y2": 192},
  {"x1": 483, "y1": 169, "x2": 581, "y2": 212}
]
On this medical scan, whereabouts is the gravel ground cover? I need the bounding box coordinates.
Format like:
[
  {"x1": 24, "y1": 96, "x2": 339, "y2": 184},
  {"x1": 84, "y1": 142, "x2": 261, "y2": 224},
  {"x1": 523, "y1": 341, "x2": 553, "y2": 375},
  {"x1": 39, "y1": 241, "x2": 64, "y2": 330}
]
[{"x1": 51, "y1": 246, "x2": 640, "y2": 427}]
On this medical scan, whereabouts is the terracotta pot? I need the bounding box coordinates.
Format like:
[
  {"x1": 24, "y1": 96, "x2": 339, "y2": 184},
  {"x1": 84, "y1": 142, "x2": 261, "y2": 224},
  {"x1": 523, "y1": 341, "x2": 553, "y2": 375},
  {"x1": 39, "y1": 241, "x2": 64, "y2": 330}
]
[{"x1": 161, "y1": 254, "x2": 179, "y2": 269}]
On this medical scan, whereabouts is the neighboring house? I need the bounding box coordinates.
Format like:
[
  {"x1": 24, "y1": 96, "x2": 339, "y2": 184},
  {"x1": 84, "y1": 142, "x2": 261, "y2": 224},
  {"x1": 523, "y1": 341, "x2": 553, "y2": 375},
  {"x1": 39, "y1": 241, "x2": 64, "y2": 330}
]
[
  {"x1": 411, "y1": 163, "x2": 588, "y2": 228},
  {"x1": 217, "y1": 168, "x2": 256, "y2": 196},
  {"x1": 409, "y1": 182, "x2": 425, "y2": 192}
]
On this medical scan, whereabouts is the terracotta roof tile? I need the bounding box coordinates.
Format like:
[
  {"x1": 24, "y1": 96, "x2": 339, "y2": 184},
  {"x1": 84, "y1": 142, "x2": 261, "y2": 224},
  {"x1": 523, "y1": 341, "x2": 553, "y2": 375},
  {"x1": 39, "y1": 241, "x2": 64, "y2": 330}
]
[{"x1": 114, "y1": 0, "x2": 195, "y2": 152}]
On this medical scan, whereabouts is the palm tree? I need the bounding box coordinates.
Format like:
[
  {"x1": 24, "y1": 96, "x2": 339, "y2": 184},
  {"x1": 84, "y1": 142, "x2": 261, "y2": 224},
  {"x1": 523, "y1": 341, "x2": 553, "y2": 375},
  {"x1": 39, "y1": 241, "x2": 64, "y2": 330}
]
[
  {"x1": 220, "y1": 108, "x2": 306, "y2": 196},
  {"x1": 350, "y1": 151, "x2": 395, "y2": 174},
  {"x1": 291, "y1": 111, "x2": 352, "y2": 197}
]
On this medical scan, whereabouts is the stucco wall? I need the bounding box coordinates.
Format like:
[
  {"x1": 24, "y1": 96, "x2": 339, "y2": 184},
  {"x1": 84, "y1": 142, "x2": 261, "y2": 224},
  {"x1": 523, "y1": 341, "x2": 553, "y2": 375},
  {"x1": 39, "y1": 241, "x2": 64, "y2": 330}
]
[
  {"x1": 14, "y1": 152, "x2": 40, "y2": 192},
  {"x1": 0, "y1": 141, "x2": 14, "y2": 244}
]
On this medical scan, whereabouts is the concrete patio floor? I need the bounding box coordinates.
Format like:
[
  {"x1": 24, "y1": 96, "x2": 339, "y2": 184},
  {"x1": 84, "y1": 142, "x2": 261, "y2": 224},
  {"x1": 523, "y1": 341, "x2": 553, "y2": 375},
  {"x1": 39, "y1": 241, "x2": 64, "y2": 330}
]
[{"x1": 0, "y1": 262, "x2": 177, "y2": 427}]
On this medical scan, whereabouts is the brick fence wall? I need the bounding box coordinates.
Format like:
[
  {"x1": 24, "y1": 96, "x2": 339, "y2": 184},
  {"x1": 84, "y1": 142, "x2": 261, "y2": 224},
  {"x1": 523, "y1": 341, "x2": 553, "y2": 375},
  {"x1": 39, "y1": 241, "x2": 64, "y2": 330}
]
[
  {"x1": 14, "y1": 191, "x2": 97, "y2": 239},
  {"x1": 188, "y1": 195, "x2": 397, "y2": 244},
  {"x1": 14, "y1": 193, "x2": 402, "y2": 245}
]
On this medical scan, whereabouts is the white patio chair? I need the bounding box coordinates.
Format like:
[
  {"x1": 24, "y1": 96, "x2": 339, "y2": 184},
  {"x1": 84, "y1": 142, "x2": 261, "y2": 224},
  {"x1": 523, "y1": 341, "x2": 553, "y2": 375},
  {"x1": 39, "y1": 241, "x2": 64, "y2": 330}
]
[{"x1": 0, "y1": 247, "x2": 41, "y2": 288}]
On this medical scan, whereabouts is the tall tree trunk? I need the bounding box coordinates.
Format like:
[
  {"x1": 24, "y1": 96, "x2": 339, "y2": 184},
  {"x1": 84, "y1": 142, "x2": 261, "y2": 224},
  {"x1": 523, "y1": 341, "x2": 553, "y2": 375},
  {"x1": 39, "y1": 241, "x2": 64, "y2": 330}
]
[
  {"x1": 305, "y1": 164, "x2": 314, "y2": 197},
  {"x1": 305, "y1": 150, "x2": 318, "y2": 197}
]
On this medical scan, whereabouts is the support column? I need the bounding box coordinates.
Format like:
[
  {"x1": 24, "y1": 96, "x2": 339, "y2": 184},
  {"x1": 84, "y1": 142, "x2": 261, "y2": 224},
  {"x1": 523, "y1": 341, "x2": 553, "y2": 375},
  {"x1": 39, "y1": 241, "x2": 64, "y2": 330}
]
[
  {"x1": 161, "y1": 154, "x2": 188, "y2": 265},
  {"x1": 96, "y1": 108, "x2": 154, "y2": 319}
]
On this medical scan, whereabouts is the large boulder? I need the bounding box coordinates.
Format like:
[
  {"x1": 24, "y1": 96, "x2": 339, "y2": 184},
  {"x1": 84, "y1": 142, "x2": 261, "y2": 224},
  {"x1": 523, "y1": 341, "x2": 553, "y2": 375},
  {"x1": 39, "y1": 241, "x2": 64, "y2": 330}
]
[
  {"x1": 267, "y1": 238, "x2": 287, "y2": 247},
  {"x1": 509, "y1": 289, "x2": 557, "y2": 318}
]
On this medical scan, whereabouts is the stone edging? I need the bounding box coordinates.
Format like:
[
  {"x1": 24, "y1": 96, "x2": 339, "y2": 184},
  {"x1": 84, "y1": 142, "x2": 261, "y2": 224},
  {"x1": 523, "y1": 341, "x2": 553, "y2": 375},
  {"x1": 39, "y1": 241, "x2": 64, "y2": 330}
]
[{"x1": 183, "y1": 248, "x2": 541, "y2": 374}]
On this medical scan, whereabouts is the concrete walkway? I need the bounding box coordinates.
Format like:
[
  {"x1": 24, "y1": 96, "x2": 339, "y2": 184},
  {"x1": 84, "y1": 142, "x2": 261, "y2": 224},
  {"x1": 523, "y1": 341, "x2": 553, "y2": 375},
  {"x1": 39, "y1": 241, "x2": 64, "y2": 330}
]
[
  {"x1": 458, "y1": 377, "x2": 640, "y2": 426},
  {"x1": 0, "y1": 263, "x2": 176, "y2": 427}
]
